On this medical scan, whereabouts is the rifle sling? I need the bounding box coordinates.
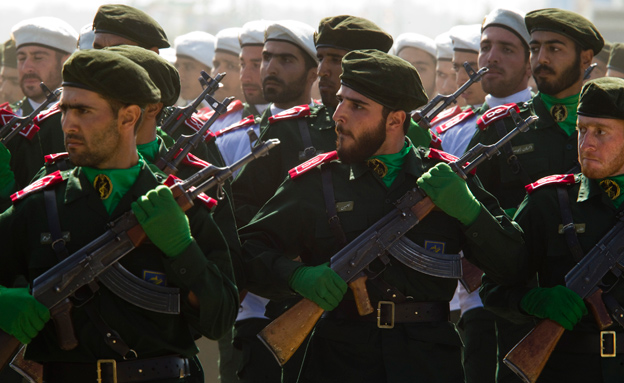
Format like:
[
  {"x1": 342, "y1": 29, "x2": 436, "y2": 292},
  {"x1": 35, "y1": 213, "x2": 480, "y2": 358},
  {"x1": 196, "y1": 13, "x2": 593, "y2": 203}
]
[
  {"x1": 43, "y1": 188, "x2": 134, "y2": 359},
  {"x1": 320, "y1": 163, "x2": 348, "y2": 249},
  {"x1": 297, "y1": 118, "x2": 318, "y2": 161},
  {"x1": 493, "y1": 120, "x2": 533, "y2": 186},
  {"x1": 556, "y1": 186, "x2": 585, "y2": 263}
]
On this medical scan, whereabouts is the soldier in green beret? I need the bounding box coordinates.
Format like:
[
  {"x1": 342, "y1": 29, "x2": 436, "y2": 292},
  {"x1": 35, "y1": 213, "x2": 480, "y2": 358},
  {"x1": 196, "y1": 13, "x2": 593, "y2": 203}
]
[
  {"x1": 0, "y1": 39, "x2": 22, "y2": 105},
  {"x1": 586, "y1": 41, "x2": 612, "y2": 81},
  {"x1": 0, "y1": 48, "x2": 238, "y2": 383},
  {"x1": 239, "y1": 49, "x2": 525, "y2": 383},
  {"x1": 481, "y1": 77, "x2": 624, "y2": 382},
  {"x1": 607, "y1": 42, "x2": 624, "y2": 79}
]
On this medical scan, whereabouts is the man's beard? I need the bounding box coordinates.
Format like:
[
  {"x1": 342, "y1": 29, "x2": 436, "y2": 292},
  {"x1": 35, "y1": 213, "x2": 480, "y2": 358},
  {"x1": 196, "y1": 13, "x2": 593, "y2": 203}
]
[
  {"x1": 336, "y1": 118, "x2": 386, "y2": 164},
  {"x1": 262, "y1": 72, "x2": 308, "y2": 104},
  {"x1": 533, "y1": 54, "x2": 582, "y2": 96},
  {"x1": 66, "y1": 120, "x2": 121, "y2": 168},
  {"x1": 581, "y1": 149, "x2": 624, "y2": 179},
  {"x1": 482, "y1": 64, "x2": 527, "y2": 97}
]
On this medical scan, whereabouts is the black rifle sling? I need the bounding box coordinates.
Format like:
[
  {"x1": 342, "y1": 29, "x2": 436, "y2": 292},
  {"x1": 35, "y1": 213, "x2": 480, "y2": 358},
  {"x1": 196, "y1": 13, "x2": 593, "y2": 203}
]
[
  {"x1": 320, "y1": 164, "x2": 348, "y2": 249},
  {"x1": 43, "y1": 188, "x2": 134, "y2": 358},
  {"x1": 493, "y1": 120, "x2": 533, "y2": 186},
  {"x1": 297, "y1": 118, "x2": 318, "y2": 161},
  {"x1": 556, "y1": 186, "x2": 585, "y2": 263}
]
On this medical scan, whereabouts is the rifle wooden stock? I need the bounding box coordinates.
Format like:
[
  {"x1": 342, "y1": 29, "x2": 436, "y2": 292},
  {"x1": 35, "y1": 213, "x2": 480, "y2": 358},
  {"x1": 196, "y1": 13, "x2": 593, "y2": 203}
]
[
  {"x1": 504, "y1": 319, "x2": 564, "y2": 383},
  {"x1": 459, "y1": 258, "x2": 483, "y2": 293},
  {"x1": 257, "y1": 298, "x2": 324, "y2": 366},
  {"x1": 49, "y1": 299, "x2": 77, "y2": 351},
  {"x1": 349, "y1": 275, "x2": 373, "y2": 316},
  {"x1": 586, "y1": 288, "x2": 613, "y2": 330},
  {"x1": 0, "y1": 331, "x2": 20, "y2": 372}
]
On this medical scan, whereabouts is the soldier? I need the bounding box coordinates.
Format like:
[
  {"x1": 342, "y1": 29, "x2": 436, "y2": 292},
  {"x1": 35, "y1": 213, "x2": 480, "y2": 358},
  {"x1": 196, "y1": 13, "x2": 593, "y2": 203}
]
[
  {"x1": 0, "y1": 39, "x2": 22, "y2": 105},
  {"x1": 237, "y1": 20, "x2": 271, "y2": 118},
  {"x1": 606, "y1": 42, "x2": 624, "y2": 79},
  {"x1": 394, "y1": 33, "x2": 437, "y2": 100},
  {"x1": 239, "y1": 49, "x2": 525, "y2": 383},
  {"x1": 0, "y1": 48, "x2": 237, "y2": 383},
  {"x1": 212, "y1": 28, "x2": 244, "y2": 102},
  {"x1": 481, "y1": 77, "x2": 624, "y2": 382},
  {"x1": 174, "y1": 31, "x2": 215, "y2": 104},
  {"x1": 434, "y1": 31, "x2": 459, "y2": 99}
]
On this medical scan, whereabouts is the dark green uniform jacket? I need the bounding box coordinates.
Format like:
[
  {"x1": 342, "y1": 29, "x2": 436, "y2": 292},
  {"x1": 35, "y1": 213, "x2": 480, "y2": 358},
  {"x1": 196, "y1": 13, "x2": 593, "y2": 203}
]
[
  {"x1": 467, "y1": 94, "x2": 579, "y2": 209},
  {"x1": 481, "y1": 174, "x2": 624, "y2": 382},
  {"x1": 0, "y1": 164, "x2": 238, "y2": 363},
  {"x1": 239, "y1": 145, "x2": 525, "y2": 382}
]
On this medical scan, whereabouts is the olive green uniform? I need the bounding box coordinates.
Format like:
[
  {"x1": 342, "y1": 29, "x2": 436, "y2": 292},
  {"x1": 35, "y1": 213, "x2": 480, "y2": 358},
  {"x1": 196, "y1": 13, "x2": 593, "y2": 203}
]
[
  {"x1": 240, "y1": 146, "x2": 526, "y2": 383},
  {"x1": 481, "y1": 175, "x2": 624, "y2": 382}
]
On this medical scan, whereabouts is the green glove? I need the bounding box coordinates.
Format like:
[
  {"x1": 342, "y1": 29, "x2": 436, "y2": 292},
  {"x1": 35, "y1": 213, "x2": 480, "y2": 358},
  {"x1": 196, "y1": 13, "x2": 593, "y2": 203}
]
[
  {"x1": 288, "y1": 263, "x2": 347, "y2": 311},
  {"x1": 0, "y1": 286, "x2": 50, "y2": 344},
  {"x1": 132, "y1": 185, "x2": 193, "y2": 258},
  {"x1": 416, "y1": 162, "x2": 482, "y2": 225},
  {"x1": 521, "y1": 286, "x2": 588, "y2": 330},
  {"x1": 0, "y1": 143, "x2": 15, "y2": 198}
]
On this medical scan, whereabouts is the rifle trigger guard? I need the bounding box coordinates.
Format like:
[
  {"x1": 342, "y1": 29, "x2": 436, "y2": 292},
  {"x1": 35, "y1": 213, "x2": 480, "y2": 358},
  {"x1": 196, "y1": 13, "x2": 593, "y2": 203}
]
[{"x1": 217, "y1": 183, "x2": 225, "y2": 201}]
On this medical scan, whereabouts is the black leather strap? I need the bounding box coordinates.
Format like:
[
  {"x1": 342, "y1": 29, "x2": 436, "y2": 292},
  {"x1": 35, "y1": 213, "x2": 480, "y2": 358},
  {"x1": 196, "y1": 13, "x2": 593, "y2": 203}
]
[
  {"x1": 323, "y1": 300, "x2": 449, "y2": 323},
  {"x1": 297, "y1": 118, "x2": 317, "y2": 161},
  {"x1": 321, "y1": 164, "x2": 347, "y2": 248},
  {"x1": 493, "y1": 120, "x2": 533, "y2": 186},
  {"x1": 44, "y1": 188, "x2": 69, "y2": 259},
  {"x1": 556, "y1": 330, "x2": 624, "y2": 354},
  {"x1": 556, "y1": 186, "x2": 585, "y2": 263}
]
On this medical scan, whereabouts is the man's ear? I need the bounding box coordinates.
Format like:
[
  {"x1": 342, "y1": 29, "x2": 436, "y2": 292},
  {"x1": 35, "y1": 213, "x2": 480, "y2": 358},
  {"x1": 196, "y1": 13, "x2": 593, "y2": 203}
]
[
  {"x1": 386, "y1": 110, "x2": 407, "y2": 133},
  {"x1": 118, "y1": 104, "x2": 142, "y2": 132},
  {"x1": 580, "y1": 49, "x2": 594, "y2": 70},
  {"x1": 144, "y1": 103, "x2": 163, "y2": 120}
]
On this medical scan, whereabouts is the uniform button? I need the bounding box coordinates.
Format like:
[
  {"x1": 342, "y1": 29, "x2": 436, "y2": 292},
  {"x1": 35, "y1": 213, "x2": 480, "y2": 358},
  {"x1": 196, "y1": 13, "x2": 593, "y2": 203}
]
[
  {"x1": 472, "y1": 232, "x2": 478, "y2": 238},
  {"x1": 385, "y1": 199, "x2": 391, "y2": 204},
  {"x1": 179, "y1": 268, "x2": 187, "y2": 274},
  {"x1": 566, "y1": 144, "x2": 573, "y2": 150}
]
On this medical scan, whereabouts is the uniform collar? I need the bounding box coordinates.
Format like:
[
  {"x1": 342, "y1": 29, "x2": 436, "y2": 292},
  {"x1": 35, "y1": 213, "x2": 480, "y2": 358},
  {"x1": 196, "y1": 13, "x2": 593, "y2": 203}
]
[
  {"x1": 577, "y1": 174, "x2": 613, "y2": 205},
  {"x1": 348, "y1": 138, "x2": 422, "y2": 181},
  {"x1": 485, "y1": 88, "x2": 533, "y2": 108},
  {"x1": 531, "y1": 93, "x2": 567, "y2": 132}
]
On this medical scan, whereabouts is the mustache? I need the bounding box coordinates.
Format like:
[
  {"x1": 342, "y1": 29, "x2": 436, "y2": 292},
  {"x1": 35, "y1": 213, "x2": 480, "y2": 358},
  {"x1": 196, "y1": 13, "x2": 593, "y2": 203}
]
[
  {"x1": 65, "y1": 133, "x2": 85, "y2": 143},
  {"x1": 242, "y1": 82, "x2": 261, "y2": 90},
  {"x1": 533, "y1": 65, "x2": 555, "y2": 76},
  {"x1": 262, "y1": 76, "x2": 285, "y2": 86},
  {"x1": 20, "y1": 73, "x2": 42, "y2": 85},
  {"x1": 335, "y1": 123, "x2": 352, "y2": 138}
]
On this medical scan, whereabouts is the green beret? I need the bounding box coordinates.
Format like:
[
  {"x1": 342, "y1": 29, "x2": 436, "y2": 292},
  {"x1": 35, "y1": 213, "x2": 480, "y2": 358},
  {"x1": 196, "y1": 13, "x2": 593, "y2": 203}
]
[
  {"x1": 525, "y1": 8, "x2": 604, "y2": 55},
  {"x1": 340, "y1": 49, "x2": 427, "y2": 112},
  {"x1": 315, "y1": 15, "x2": 393, "y2": 53},
  {"x1": 577, "y1": 77, "x2": 624, "y2": 120},
  {"x1": 105, "y1": 45, "x2": 180, "y2": 106},
  {"x1": 608, "y1": 42, "x2": 624, "y2": 73},
  {"x1": 62, "y1": 49, "x2": 161, "y2": 106},
  {"x1": 595, "y1": 41, "x2": 612, "y2": 63},
  {"x1": 93, "y1": 4, "x2": 169, "y2": 49},
  {"x1": 2, "y1": 40, "x2": 17, "y2": 69}
]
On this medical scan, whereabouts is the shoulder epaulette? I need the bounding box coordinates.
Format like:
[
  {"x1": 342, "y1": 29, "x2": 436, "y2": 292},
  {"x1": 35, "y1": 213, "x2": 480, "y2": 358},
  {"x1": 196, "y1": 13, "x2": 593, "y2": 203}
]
[
  {"x1": 44, "y1": 152, "x2": 69, "y2": 164},
  {"x1": 195, "y1": 99, "x2": 244, "y2": 122},
  {"x1": 0, "y1": 108, "x2": 40, "y2": 140},
  {"x1": 215, "y1": 115, "x2": 256, "y2": 138},
  {"x1": 11, "y1": 170, "x2": 66, "y2": 203},
  {"x1": 426, "y1": 148, "x2": 475, "y2": 175},
  {"x1": 525, "y1": 174, "x2": 576, "y2": 194},
  {"x1": 435, "y1": 109, "x2": 475, "y2": 135},
  {"x1": 288, "y1": 150, "x2": 338, "y2": 180},
  {"x1": 429, "y1": 131, "x2": 442, "y2": 149},
  {"x1": 430, "y1": 105, "x2": 462, "y2": 125},
  {"x1": 34, "y1": 103, "x2": 61, "y2": 124},
  {"x1": 476, "y1": 103, "x2": 520, "y2": 131},
  {"x1": 183, "y1": 115, "x2": 216, "y2": 142},
  {"x1": 268, "y1": 104, "x2": 311, "y2": 124},
  {"x1": 179, "y1": 151, "x2": 212, "y2": 169},
  {"x1": 163, "y1": 174, "x2": 217, "y2": 211},
  {"x1": 0, "y1": 102, "x2": 12, "y2": 113}
]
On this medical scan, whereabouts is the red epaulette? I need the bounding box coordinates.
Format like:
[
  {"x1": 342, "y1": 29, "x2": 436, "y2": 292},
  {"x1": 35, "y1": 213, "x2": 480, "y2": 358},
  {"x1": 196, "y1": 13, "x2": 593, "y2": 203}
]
[
  {"x1": 313, "y1": 99, "x2": 322, "y2": 105},
  {"x1": 430, "y1": 131, "x2": 442, "y2": 149},
  {"x1": 427, "y1": 148, "x2": 475, "y2": 175},
  {"x1": 435, "y1": 109, "x2": 475, "y2": 135},
  {"x1": 182, "y1": 115, "x2": 216, "y2": 142},
  {"x1": 215, "y1": 115, "x2": 256, "y2": 138},
  {"x1": 476, "y1": 103, "x2": 520, "y2": 131},
  {"x1": 33, "y1": 103, "x2": 61, "y2": 124},
  {"x1": 0, "y1": 108, "x2": 40, "y2": 140},
  {"x1": 178, "y1": 151, "x2": 212, "y2": 169},
  {"x1": 163, "y1": 174, "x2": 218, "y2": 211},
  {"x1": 525, "y1": 174, "x2": 576, "y2": 194},
  {"x1": 0, "y1": 102, "x2": 12, "y2": 113},
  {"x1": 195, "y1": 99, "x2": 244, "y2": 121},
  {"x1": 430, "y1": 105, "x2": 462, "y2": 125},
  {"x1": 288, "y1": 150, "x2": 338, "y2": 180},
  {"x1": 44, "y1": 152, "x2": 69, "y2": 164},
  {"x1": 11, "y1": 170, "x2": 66, "y2": 203},
  {"x1": 268, "y1": 105, "x2": 311, "y2": 124}
]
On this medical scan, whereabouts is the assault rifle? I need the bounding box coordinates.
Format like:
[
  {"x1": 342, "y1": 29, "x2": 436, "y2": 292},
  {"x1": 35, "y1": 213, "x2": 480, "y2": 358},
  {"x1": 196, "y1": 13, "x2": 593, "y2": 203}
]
[
  {"x1": 0, "y1": 137, "x2": 280, "y2": 372},
  {"x1": 412, "y1": 63, "x2": 488, "y2": 130},
  {"x1": 504, "y1": 212, "x2": 624, "y2": 383},
  {"x1": 0, "y1": 83, "x2": 61, "y2": 144},
  {"x1": 257, "y1": 109, "x2": 537, "y2": 366}
]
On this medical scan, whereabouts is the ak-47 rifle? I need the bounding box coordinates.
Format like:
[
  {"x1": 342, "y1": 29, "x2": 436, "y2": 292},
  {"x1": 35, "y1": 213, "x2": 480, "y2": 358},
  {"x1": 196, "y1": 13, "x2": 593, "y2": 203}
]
[
  {"x1": 503, "y1": 211, "x2": 624, "y2": 383},
  {"x1": 412, "y1": 63, "x2": 488, "y2": 130},
  {"x1": 0, "y1": 137, "x2": 280, "y2": 373},
  {"x1": 160, "y1": 71, "x2": 223, "y2": 137},
  {"x1": 257, "y1": 110, "x2": 538, "y2": 366},
  {"x1": 0, "y1": 83, "x2": 61, "y2": 144},
  {"x1": 583, "y1": 63, "x2": 598, "y2": 81}
]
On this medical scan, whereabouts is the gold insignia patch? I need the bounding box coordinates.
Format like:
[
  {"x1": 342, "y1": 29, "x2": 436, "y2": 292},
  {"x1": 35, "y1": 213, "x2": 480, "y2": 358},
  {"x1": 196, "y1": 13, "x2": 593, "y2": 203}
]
[
  {"x1": 94, "y1": 174, "x2": 113, "y2": 200},
  {"x1": 366, "y1": 159, "x2": 388, "y2": 178},
  {"x1": 600, "y1": 179, "x2": 620, "y2": 200},
  {"x1": 550, "y1": 104, "x2": 568, "y2": 123}
]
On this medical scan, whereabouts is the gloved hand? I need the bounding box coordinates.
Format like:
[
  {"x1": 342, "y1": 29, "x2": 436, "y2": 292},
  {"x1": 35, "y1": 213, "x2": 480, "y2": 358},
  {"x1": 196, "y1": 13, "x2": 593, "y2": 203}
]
[
  {"x1": 288, "y1": 263, "x2": 347, "y2": 311},
  {"x1": 0, "y1": 286, "x2": 50, "y2": 344},
  {"x1": 0, "y1": 142, "x2": 15, "y2": 197},
  {"x1": 416, "y1": 162, "x2": 482, "y2": 226},
  {"x1": 132, "y1": 185, "x2": 193, "y2": 258},
  {"x1": 521, "y1": 286, "x2": 587, "y2": 330}
]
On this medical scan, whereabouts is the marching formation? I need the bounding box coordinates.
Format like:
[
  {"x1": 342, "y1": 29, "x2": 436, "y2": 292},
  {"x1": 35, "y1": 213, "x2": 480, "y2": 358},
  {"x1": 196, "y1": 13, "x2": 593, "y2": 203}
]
[{"x1": 0, "y1": 3, "x2": 623, "y2": 383}]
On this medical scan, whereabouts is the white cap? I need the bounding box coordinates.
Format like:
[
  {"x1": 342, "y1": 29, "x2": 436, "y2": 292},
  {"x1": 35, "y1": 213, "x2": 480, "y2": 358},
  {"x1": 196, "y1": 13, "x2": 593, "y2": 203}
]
[
  {"x1": 78, "y1": 23, "x2": 94, "y2": 50},
  {"x1": 435, "y1": 32, "x2": 453, "y2": 61},
  {"x1": 216, "y1": 27, "x2": 242, "y2": 56},
  {"x1": 159, "y1": 47, "x2": 177, "y2": 64},
  {"x1": 482, "y1": 8, "x2": 530, "y2": 47},
  {"x1": 265, "y1": 20, "x2": 317, "y2": 63},
  {"x1": 239, "y1": 20, "x2": 271, "y2": 47},
  {"x1": 449, "y1": 24, "x2": 481, "y2": 53},
  {"x1": 394, "y1": 33, "x2": 437, "y2": 59},
  {"x1": 174, "y1": 31, "x2": 215, "y2": 68},
  {"x1": 11, "y1": 17, "x2": 78, "y2": 54}
]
